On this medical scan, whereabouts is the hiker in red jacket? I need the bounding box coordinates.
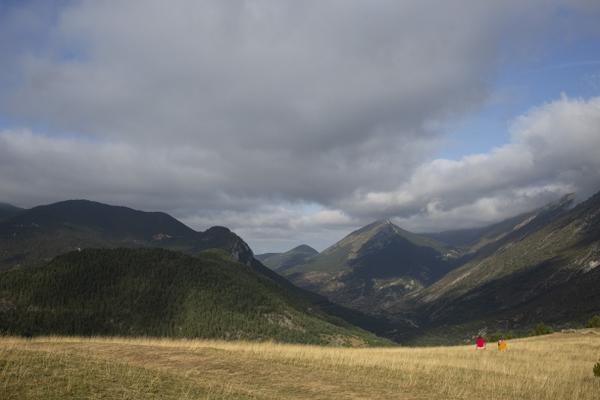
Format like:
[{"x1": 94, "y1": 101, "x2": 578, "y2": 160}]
[{"x1": 476, "y1": 336, "x2": 486, "y2": 350}]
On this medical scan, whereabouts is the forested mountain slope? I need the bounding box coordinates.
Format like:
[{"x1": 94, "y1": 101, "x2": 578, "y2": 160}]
[{"x1": 0, "y1": 248, "x2": 390, "y2": 346}]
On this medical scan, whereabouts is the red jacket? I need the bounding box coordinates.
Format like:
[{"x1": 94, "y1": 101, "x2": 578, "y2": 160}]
[{"x1": 476, "y1": 337, "x2": 485, "y2": 348}]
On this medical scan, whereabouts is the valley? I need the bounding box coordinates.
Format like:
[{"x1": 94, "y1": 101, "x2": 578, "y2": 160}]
[
  {"x1": 1, "y1": 191, "x2": 600, "y2": 346},
  {"x1": 273, "y1": 192, "x2": 600, "y2": 343}
]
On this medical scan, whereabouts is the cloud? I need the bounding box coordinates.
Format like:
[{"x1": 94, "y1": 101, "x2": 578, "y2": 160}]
[
  {"x1": 1, "y1": 1, "x2": 600, "y2": 251},
  {"x1": 349, "y1": 95, "x2": 600, "y2": 232}
]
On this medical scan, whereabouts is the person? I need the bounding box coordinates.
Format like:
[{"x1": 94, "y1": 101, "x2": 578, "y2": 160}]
[
  {"x1": 476, "y1": 336, "x2": 486, "y2": 350},
  {"x1": 498, "y1": 338, "x2": 507, "y2": 351}
]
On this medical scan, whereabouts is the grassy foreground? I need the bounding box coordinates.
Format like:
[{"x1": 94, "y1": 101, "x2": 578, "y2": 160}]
[{"x1": 1, "y1": 331, "x2": 599, "y2": 399}]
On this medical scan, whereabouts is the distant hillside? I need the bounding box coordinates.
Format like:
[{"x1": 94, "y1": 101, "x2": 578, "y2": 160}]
[
  {"x1": 0, "y1": 203, "x2": 24, "y2": 222},
  {"x1": 0, "y1": 248, "x2": 390, "y2": 346},
  {"x1": 400, "y1": 190, "x2": 600, "y2": 341},
  {"x1": 418, "y1": 192, "x2": 591, "y2": 304},
  {"x1": 256, "y1": 244, "x2": 318, "y2": 272},
  {"x1": 424, "y1": 194, "x2": 574, "y2": 254},
  {"x1": 254, "y1": 192, "x2": 600, "y2": 344},
  {"x1": 0, "y1": 199, "x2": 254, "y2": 270},
  {"x1": 282, "y1": 220, "x2": 458, "y2": 316}
]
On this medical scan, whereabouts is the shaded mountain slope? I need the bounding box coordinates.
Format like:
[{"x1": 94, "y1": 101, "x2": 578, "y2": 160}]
[
  {"x1": 0, "y1": 199, "x2": 254, "y2": 270},
  {"x1": 267, "y1": 193, "x2": 600, "y2": 343},
  {"x1": 256, "y1": 244, "x2": 318, "y2": 272},
  {"x1": 0, "y1": 199, "x2": 395, "y2": 342},
  {"x1": 418, "y1": 192, "x2": 597, "y2": 304},
  {"x1": 0, "y1": 203, "x2": 24, "y2": 222},
  {"x1": 0, "y1": 248, "x2": 390, "y2": 346},
  {"x1": 282, "y1": 220, "x2": 458, "y2": 316},
  {"x1": 288, "y1": 220, "x2": 452, "y2": 276},
  {"x1": 400, "y1": 190, "x2": 600, "y2": 340},
  {"x1": 424, "y1": 194, "x2": 575, "y2": 254}
]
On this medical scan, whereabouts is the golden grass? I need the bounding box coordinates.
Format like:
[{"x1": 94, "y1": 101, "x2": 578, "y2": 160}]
[{"x1": 1, "y1": 330, "x2": 599, "y2": 399}]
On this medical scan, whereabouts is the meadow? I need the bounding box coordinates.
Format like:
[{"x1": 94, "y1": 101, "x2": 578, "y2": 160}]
[{"x1": 1, "y1": 330, "x2": 599, "y2": 400}]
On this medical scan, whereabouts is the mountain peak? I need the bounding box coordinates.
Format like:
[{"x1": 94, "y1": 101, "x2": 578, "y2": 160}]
[
  {"x1": 371, "y1": 218, "x2": 394, "y2": 227},
  {"x1": 351, "y1": 218, "x2": 399, "y2": 237},
  {"x1": 256, "y1": 244, "x2": 319, "y2": 271},
  {"x1": 290, "y1": 244, "x2": 319, "y2": 254},
  {"x1": 281, "y1": 217, "x2": 457, "y2": 316},
  {"x1": 204, "y1": 226, "x2": 232, "y2": 235}
]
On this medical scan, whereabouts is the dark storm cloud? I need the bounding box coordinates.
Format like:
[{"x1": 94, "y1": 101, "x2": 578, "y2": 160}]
[{"x1": 1, "y1": 0, "x2": 600, "y2": 252}]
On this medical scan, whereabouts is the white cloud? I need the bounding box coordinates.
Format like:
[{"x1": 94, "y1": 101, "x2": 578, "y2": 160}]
[{"x1": 349, "y1": 96, "x2": 600, "y2": 232}]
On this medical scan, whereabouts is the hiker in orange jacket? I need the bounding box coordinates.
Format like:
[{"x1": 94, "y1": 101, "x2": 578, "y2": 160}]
[{"x1": 498, "y1": 338, "x2": 507, "y2": 351}]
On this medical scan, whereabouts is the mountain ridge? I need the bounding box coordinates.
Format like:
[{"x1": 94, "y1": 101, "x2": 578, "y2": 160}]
[
  {"x1": 0, "y1": 199, "x2": 255, "y2": 270},
  {"x1": 0, "y1": 203, "x2": 24, "y2": 222},
  {"x1": 256, "y1": 244, "x2": 319, "y2": 272},
  {"x1": 4, "y1": 192, "x2": 600, "y2": 345},
  {"x1": 255, "y1": 191, "x2": 600, "y2": 343},
  {"x1": 423, "y1": 193, "x2": 575, "y2": 252},
  {"x1": 0, "y1": 198, "x2": 396, "y2": 342},
  {"x1": 383, "y1": 190, "x2": 600, "y2": 343}
]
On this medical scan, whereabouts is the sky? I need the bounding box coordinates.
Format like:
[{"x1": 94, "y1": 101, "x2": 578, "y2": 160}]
[{"x1": 1, "y1": 0, "x2": 600, "y2": 253}]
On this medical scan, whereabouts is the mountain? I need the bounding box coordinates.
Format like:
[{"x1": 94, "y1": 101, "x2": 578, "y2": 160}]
[
  {"x1": 256, "y1": 244, "x2": 319, "y2": 272},
  {"x1": 424, "y1": 194, "x2": 575, "y2": 255},
  {"x1": 0, "y1": 199, "x2": 254, "y2": 270},
  {"x1": 0, "y1": 247, "x2": 390, "y2": 346},
  {"x1": 6, "y1": 194, "x2": 598, "y2": 345},
  {"x1": 0, "y1": 199, "x2": 395, "y2": 341},
  {"x1": 281, "y1": 219, "x2": 459, "y2": 316},
  {"x1": 267, "y1": 193, "x2": 599, "y2": 343},
  {"x1": 417, "y1": 193, "x2": 584, "y2": 304},
  {"x1": 398, "y1": 191, "x2": 600, "y2": 342},
  {"x1": 0, "y1": 203, "x2": 24, "y2": 222}
]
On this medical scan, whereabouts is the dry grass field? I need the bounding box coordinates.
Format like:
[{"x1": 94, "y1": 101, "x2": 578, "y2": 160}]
[{"x1": 1, "y1": 330, "x2": 599, "y2": 400}]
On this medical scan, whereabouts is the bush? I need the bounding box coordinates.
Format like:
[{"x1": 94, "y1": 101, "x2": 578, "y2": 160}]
[
  {"x1": 531, "y1": 322, "x2": 553, "y2": 336},
  {"x1": 488, "y1": 332, "x2": 501, "y2": 342},
  {"x1": 594, "y1": 361, "x2": 600, "y2": 378},
  {"x1": 587, "y1": 315, "x2": 600, "y2": 328},
  {"x1": 488, "y1": 331, "x2": 516, "y2": 342}
]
